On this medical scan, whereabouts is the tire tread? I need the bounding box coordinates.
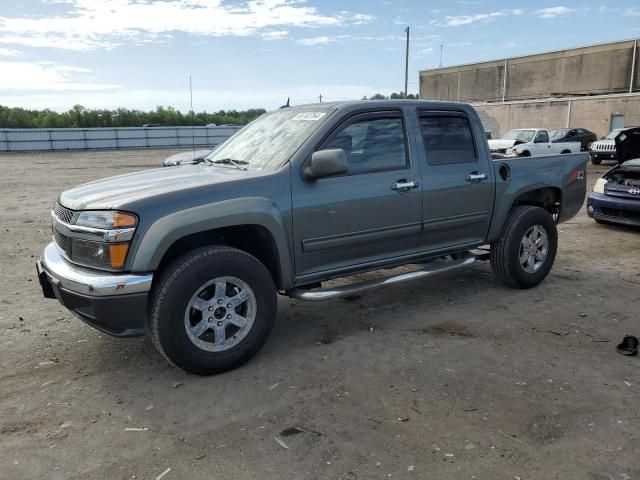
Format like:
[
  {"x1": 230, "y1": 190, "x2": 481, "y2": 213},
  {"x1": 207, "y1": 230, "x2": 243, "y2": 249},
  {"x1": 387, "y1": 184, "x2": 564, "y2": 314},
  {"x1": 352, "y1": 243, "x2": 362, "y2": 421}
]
[{"x1": 147, "y1": 246, "x2": 276, "y2": 374}]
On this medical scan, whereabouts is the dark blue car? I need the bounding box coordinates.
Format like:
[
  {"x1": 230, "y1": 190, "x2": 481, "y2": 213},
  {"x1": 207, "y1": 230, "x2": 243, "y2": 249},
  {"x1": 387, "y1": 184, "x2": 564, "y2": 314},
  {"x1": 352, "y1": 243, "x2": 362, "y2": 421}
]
[{"x1": 587, "y1": 127, "x2": 640, "y2": 227}]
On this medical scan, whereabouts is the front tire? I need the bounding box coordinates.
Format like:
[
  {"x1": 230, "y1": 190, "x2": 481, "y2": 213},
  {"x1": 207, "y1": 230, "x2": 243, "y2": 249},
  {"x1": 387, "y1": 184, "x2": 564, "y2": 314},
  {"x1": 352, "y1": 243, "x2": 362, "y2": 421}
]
[
  {"x1": 490, "y1": 206, "x2": 558, "y2": 289},
  {"x1": 147, "y1": 246, "x2": 277, "y2": 375},
  {"x1": 591, "y1": 156, "x2": 602, "y2": 165}
]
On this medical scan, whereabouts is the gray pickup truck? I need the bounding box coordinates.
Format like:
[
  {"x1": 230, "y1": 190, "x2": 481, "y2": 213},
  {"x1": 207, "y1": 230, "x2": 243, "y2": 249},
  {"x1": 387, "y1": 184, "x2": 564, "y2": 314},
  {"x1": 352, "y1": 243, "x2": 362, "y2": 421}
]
[{"x1": 37, "y1": 100, "x2": 587, "y2": 375}]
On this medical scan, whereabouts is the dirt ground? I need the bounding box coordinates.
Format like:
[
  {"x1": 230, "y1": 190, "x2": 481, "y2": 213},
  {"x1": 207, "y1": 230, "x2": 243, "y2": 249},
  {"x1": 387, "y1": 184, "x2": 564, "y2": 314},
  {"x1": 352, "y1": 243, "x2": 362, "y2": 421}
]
[{"x1": 1, "y1": 149, "x2": 639, "y2": 480}]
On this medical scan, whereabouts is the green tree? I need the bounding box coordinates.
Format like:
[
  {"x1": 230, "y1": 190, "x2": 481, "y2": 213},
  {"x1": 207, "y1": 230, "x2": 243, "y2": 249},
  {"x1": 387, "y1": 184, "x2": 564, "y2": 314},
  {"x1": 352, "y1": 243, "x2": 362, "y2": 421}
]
[{"x1": 0, "y1": 104, "x2": 267, "y2": 128}]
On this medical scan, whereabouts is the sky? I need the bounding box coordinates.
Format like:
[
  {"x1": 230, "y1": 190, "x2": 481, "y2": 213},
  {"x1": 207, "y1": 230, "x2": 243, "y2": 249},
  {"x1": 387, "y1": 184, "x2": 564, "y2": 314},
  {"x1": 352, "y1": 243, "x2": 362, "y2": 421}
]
[{"x1": 0, "y1": 0, "x2": 639, "y2": 112}]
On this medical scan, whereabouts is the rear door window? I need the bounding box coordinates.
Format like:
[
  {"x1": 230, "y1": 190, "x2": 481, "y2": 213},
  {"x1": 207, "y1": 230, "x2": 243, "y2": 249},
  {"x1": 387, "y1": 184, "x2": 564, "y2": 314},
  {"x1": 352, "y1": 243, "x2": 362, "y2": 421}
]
[{"x1": 418, "y1": 113, "x2": 477, "y2": 166}]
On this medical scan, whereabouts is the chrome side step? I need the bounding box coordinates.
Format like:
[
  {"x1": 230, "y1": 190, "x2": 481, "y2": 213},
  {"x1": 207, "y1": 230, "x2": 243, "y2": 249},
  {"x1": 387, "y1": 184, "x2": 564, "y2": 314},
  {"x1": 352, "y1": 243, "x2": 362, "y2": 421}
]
[{"x1": 287, "y1": 254, "x2": 476, "y2": 302}]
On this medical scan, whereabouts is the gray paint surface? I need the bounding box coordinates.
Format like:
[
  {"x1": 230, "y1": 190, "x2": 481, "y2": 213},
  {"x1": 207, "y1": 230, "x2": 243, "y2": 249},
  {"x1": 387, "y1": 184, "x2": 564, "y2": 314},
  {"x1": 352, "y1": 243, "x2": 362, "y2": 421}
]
[{"x1": 54, "y1": 100, "x2": 588, "y2": 290}]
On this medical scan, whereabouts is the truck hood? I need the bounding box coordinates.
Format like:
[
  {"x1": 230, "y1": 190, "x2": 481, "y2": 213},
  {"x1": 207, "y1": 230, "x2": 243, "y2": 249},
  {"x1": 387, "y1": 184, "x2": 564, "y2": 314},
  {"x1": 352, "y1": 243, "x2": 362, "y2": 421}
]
[
  {"x1": 487, "y1": 139, "x2": 516, "y2": 151},
  {"x1": 59, "y1": 164, "x2": 260, "y2": 211}
]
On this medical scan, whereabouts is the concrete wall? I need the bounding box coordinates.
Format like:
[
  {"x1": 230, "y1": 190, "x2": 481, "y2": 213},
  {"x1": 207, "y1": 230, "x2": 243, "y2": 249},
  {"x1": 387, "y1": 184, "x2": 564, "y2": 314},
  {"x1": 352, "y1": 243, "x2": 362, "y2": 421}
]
[
  {"x1": 475, "y1": 94, "x2": 640, "y2": 139},
  {"x1": 420, "y1": 39, "x2": 640, "y2": 102}
]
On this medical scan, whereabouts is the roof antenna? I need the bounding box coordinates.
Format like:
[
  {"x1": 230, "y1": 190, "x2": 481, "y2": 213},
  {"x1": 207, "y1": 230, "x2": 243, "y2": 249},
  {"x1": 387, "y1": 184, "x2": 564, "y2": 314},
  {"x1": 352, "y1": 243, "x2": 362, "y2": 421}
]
[{"x1": 280, "y1": 97, "x2": 290, "y2": 109}]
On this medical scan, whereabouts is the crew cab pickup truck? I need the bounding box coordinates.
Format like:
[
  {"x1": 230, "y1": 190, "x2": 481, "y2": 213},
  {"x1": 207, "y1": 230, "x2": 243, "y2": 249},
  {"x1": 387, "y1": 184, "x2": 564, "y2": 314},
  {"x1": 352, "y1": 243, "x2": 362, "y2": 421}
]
[
  {"x1": 488, "y1": 128, "x2": 581, "y2": 157},
  {"x1": 37, "y1": 101, "x2": 587, "y2": 375}
]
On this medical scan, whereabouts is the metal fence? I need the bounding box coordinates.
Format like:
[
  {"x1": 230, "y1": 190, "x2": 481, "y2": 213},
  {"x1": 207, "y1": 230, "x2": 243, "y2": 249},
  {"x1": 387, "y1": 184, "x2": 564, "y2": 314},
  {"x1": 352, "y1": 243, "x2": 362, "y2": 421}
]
[{"x1": 0, "y1": 126, "x2": 242, "y2": 152}]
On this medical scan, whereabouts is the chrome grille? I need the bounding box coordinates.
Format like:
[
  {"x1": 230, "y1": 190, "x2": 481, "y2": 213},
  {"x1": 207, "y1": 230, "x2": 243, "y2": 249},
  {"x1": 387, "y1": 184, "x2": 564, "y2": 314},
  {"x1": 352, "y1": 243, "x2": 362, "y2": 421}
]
[
  {"x1": 53, "y1": 229, "x2": 72, "y2": 257},
  {"x1": 53, "y1": 202, "x2": 74, "y2": 224}
]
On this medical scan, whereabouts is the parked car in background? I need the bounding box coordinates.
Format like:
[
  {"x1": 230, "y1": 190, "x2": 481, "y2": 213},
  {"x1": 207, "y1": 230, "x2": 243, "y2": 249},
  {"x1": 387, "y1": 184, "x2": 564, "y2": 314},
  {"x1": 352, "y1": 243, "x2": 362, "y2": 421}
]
[
  {"x1": 550, "y1": 128, "x2": 596, "y2": 151},
  {"x1": 589, "y1": 127, "x2": 638, "y2": 165},
  {"x1": 163, "y1": 148, "x2": 214, "y2": 167},
  {"x1": 588, "y1": 127, "x2": 640, "y2": 226},
  {"x1": 488, "y1": 128, "x2": 581, "y2": 157}
]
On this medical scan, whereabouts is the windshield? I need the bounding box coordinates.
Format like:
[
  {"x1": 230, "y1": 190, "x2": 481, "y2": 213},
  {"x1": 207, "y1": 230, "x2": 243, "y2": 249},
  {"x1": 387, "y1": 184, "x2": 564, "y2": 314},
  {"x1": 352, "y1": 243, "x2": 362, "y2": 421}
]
[
  {"x1": 503, "y1": 129, "x2": 535, "y2": 142},
  {"x1": 550, "y1": 129, "x2": 568, "y2": 140},
  {"x1": 606, "y1": 129, "x2": 623, "y2": 139},
  {"x1": 205, "y1": 108, "x2": 333, "y2": 171}
]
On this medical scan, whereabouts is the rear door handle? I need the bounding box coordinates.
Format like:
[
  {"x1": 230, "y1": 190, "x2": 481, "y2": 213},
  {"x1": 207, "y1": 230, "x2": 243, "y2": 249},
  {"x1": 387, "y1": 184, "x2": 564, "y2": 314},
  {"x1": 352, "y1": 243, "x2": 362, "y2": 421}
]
[
  {"x1": 465, "y1": 172, "x2": 487, "y2": 182},
  {"x1": 391, "y1": 180, "x2": 418, "y2": 192}
]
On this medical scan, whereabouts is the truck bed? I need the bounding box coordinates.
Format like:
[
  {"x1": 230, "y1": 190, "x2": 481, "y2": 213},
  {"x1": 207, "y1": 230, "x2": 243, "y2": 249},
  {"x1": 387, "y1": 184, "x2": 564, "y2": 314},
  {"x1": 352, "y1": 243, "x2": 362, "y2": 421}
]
[{"x1": 487, "y1": 152, "x2": 588, "y2": 241}]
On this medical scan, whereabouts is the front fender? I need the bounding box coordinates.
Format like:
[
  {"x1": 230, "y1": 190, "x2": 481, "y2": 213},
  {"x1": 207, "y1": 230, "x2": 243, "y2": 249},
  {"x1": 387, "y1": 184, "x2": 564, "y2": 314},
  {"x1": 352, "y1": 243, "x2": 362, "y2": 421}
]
[{"x1": 129, "y1": 197, "x2": 293, "y2": 286}]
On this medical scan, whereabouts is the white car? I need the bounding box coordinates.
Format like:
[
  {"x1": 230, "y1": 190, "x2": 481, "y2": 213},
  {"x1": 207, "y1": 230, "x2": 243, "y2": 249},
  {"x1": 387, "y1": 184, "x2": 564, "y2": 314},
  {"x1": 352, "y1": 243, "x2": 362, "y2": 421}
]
[
  {"x1": 588, "y1": 128, "x2": 639, "y2": 165},
  {"x1": 488, "y1": 129, "x2": 581, "y2": 157},
  {"x1": 163, "y1": 148, "x2": 214, "y2": 167}
]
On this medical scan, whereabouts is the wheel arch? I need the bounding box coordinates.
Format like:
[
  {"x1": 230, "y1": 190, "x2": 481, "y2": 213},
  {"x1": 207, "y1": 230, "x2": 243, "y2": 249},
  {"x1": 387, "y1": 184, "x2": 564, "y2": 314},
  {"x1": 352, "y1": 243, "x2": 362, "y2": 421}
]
[
  {"x1": 129, "y1": 198, "x2": 294, "y2": 290},
  {"x1": 487, "y1": 187, "x2": 562, "y2": 242},
  {"x1": 156, "y1": 224, "x2": 285, "y2": 290}
]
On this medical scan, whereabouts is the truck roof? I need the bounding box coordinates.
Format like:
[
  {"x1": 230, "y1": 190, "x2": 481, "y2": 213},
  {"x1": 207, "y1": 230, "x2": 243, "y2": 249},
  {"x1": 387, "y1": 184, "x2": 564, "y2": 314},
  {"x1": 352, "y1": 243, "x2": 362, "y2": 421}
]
[{"x1": 286, "y1": 99, "x2": 477, "y2": 111}]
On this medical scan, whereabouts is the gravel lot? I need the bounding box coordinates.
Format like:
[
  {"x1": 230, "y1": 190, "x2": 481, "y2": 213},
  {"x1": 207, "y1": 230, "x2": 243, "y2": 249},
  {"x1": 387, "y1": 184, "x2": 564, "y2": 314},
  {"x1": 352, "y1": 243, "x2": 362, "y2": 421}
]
[{"x1": 1, "y1": 149, "x2": 639, "y2": 480}]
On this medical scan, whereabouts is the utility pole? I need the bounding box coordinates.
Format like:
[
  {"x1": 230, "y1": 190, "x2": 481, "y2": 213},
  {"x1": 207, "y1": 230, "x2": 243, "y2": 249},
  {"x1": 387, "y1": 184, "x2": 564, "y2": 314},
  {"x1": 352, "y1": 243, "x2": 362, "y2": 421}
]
[
  {"x1": 404, "y1": 27, "x2": 410, "y2": 98},
  {"x1": 439, "y1": 44, "x2": 443, "y2": 68},
  {"x1": 189, "y1": 75, "x2": 195, "y2": 156},
  {"x1": 319, "y1": 94, "x2": 323, "y2": 103}
]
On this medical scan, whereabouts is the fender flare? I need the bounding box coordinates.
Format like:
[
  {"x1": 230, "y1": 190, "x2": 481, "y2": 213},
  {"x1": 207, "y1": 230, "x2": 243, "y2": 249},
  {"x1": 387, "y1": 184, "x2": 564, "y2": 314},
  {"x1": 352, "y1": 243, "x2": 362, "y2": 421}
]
[{"x1": 129, "y1": 197, "x2": 293, "y2": 287}]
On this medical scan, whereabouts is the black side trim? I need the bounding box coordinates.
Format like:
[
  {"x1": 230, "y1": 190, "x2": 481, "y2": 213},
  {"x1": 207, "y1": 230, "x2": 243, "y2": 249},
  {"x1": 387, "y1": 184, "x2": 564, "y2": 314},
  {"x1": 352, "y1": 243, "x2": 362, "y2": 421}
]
[{"x1": 302, "y1": 222, "x2": 422, "y2": 253}]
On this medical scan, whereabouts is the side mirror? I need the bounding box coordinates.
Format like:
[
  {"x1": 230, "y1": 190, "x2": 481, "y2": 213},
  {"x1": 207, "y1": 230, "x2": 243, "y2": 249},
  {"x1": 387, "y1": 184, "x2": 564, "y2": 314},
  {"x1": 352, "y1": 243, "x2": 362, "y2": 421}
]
[{"x1": 304, "y1": 149, "x2": 348, "y2": 180}]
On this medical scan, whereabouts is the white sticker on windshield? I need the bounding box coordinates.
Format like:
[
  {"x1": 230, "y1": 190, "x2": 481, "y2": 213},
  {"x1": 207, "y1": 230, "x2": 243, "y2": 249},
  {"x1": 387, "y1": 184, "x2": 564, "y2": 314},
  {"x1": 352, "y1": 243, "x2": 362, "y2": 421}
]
[{"x1": 293, "y1": 112, "x2": 326, "y2": 121}]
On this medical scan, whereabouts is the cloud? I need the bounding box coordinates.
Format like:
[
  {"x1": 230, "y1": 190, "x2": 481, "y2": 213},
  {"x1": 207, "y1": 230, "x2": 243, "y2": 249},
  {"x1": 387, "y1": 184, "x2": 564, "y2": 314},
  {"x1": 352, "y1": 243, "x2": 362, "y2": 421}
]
[
  {"x1": 0, "y1": 47, "x2": 21, "y2": 56},
  {"x1": 512, "y1": 9, "x2": 524, "y2": 15},
  {"x1": 296, "y1": 33, "x2": 402, "y2": 46},
  {"x1": 501, "y1": 40, "x2": 517, "y2": 48},
  {"x1": 412, "y1": 47, "x2": 433, "y2": 58},
  {"x1": 624, "y1": 7, "x2": 640, "y2": 16},
  {"x1": 350, "y1": 13, "x2": 376, "y2": 24},
  {"x1": 442, "y1": 11, "x2": 505, "y2": 26},
  {"x1": 297, "y1": 36, "x2": 331, "y2": 46},
  {"x1": 261, "y1": 30, "x2": 288, "y2": 41},
  {"x1": 0, "y1": 60, "x2": 121, "y2": 91},
  {"x1": 534, "y1": 6, "x2": 575, "y2": 18},
  {"x1": 0, "y1": 0, "x2": 374, "y2": 51}
]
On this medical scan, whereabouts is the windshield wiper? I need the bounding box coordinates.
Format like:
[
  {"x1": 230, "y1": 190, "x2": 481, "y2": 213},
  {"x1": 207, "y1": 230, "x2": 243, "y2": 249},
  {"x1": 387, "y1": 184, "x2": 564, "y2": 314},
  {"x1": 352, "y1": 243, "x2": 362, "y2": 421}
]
[{"x1": 208, "y1": 158, "x2": 249, "y2": 170}]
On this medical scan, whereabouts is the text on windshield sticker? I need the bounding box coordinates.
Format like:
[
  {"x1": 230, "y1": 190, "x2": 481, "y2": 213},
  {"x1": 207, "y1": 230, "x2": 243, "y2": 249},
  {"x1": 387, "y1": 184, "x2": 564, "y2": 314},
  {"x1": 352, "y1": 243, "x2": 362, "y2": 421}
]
[{"x1": 292, "y1": 112, "x2": 326, "y2": 121}]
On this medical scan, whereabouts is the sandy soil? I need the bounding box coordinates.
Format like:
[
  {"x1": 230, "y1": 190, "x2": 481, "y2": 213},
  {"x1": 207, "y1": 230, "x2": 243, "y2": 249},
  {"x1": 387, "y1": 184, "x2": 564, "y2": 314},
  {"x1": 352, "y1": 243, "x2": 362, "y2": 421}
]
[{"x1": 0, "y1": 149, "x2": 639, "y2": 480}]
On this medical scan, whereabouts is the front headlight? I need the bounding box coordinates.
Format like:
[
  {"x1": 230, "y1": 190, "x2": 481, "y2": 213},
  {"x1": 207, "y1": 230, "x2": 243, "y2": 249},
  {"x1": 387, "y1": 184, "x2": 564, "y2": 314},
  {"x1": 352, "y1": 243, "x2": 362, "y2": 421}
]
[
  {"x1": 593, "y1": 178, "x2": 608, "y2": 194},
  {"x1": 76, "y1": 211, "x2": 137, "y2": 229},
  {"x1": 55, "y1": 210, "x2": 138, "y2": 271},
  {"x1": 71, "y1": 239, "x2": 130, "y2": 270}
]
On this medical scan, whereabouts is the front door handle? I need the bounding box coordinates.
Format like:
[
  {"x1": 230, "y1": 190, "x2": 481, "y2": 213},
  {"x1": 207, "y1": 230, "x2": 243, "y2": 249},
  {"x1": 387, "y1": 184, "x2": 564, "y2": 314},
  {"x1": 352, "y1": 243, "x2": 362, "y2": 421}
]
[
  {"x1": 465, "y1": 172, "x2": 487, "y2": 182},
  {"x1": 391, "y1": 180, "x2": 418, "y2": 192}
]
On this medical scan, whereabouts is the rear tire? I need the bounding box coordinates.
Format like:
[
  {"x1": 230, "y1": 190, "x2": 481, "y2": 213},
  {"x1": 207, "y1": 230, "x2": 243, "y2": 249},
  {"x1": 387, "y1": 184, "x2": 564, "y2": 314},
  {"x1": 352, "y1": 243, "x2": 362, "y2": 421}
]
[
  {"x1": 490, "y1": 206, "x2": 558, "y2": 289},
  {"x1": 147, "y1": 246, "x2": 277, "y2": 375}
]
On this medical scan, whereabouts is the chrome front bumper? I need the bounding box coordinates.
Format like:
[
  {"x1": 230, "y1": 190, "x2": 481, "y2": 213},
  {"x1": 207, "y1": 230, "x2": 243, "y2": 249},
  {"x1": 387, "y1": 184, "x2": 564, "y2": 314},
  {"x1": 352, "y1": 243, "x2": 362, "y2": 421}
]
[
  {"x1": 37, "y1": 243, "x2": 152, "y2": 336},
  {"x1": 40, "y1": 242, "x2": 152, "y2": 297}
]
